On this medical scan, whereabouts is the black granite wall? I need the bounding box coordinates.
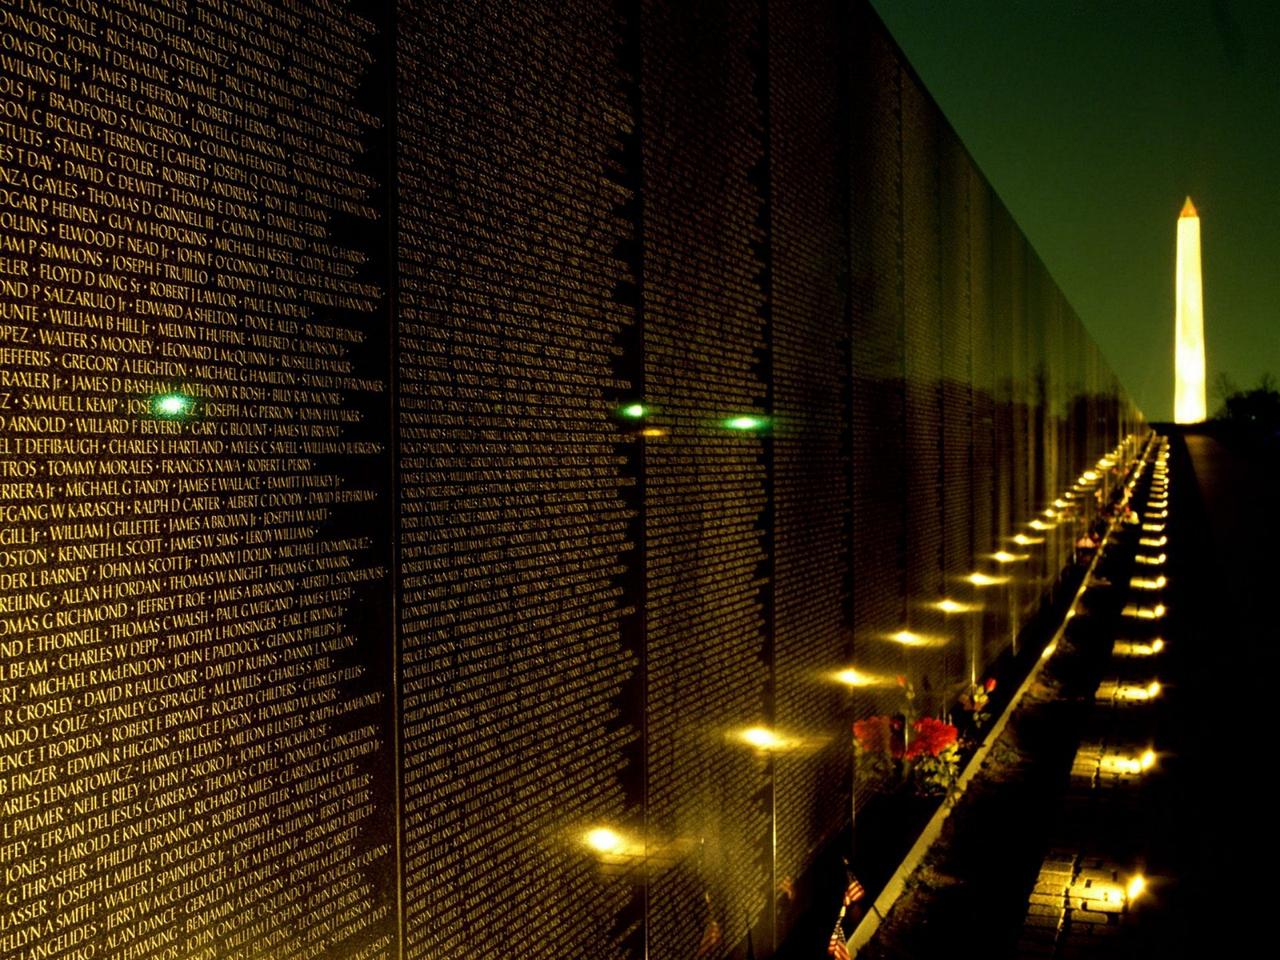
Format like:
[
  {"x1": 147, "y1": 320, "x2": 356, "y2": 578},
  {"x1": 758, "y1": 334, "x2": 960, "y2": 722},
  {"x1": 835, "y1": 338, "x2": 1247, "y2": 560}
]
[{"x1": 0, "y1": 2, "x2": 1142, "y2": 959}]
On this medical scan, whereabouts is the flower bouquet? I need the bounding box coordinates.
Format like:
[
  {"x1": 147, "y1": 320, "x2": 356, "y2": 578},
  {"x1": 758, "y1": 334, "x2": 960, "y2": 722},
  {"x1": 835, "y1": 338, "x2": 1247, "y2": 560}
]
[{"x1": 852, "y1": 713, "x2": 960, "y2": 797}]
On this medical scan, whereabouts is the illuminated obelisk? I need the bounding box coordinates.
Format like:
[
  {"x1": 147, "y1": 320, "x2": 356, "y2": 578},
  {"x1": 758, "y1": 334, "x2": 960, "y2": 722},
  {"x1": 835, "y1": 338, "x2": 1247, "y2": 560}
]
[{"x1": 1173, "y1": 196, "x2": 1207, "y2": 423}]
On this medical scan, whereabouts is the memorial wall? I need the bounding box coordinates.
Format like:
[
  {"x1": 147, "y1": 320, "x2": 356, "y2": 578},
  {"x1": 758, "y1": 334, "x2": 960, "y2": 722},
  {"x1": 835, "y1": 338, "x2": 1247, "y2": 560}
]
[{"x1": 0, "y1": 2, "x2": 1142, "y2": 959}]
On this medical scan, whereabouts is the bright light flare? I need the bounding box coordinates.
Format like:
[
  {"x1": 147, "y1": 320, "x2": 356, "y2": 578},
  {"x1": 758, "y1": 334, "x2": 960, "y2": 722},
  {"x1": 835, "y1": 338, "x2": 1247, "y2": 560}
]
[
  {"x1": 724, "y1": 415, "x2": 768, "y2": 432},
  {"x1": 833, "y1": 668, "x2": 882, "y2": 688},
  {"x1": 1013, "y1": 533, "x2": 1044, "y2": 546},
  {"x1": 1126, "y1": 875, "x2": 1147, "y2": 902},
  {"x1": 1135, "y1": 553, "x2": 1166, "y2": 566},
  {"x1": 1028, "y1": 519, "x2": 1053, "y2": 531},
  {"x1": 739, "y1": 727, "x2": 781, "y2": 749},
  {"x1": 734, "y1": 726, "x2": 799, "y2": 751},
  {"x1": 583, "y1": 828, "x2": 626, "y2": 854},
  {"x1": 1138, "y1": 536, "x2": 1167, "y2": 548},
  {"x1": 619, "y1": 403, "x2": 648, "y2": 419},
  {"x1": 152, "y1": 392, "x2": 193, "y2": 418}
]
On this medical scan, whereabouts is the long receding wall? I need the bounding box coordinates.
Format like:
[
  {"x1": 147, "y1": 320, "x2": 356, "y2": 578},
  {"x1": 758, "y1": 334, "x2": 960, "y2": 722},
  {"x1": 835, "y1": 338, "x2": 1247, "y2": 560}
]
[{"x1": 0, "y1": 2, "x2": 1142, "y2": 959}]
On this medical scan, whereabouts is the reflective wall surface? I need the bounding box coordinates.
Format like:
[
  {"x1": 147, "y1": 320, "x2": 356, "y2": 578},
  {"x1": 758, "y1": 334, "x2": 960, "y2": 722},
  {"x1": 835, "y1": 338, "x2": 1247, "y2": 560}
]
[{"x1": 0, "y1": 2, "x2": 1141, "y2": 958}]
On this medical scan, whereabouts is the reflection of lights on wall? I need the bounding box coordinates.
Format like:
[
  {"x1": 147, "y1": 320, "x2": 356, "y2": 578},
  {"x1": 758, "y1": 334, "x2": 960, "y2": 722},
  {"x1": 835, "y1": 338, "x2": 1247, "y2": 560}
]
[
  {"x1": 965, "y1": 572, "x2": 1009, "y2": 587},
  {"x1": 1013, "y1": 533, "x2": 1044, "y2": 546},
  {"x1": 1028, "y1": 519, "x2": 1052, "y2": 531},
  {"x1": 885, "y1": 627, "x2": 947, "y2": 650},
  {"x1": 991, "y1": 551, "x2": 1028, "y2": 564},
  {"x1": 1141, "y1": 523, "x2": 1165, "y2": 533},
  {"x1": 152, "y1": 392, "x2": 194, "y2": 418},
  {"x1": 641, "y1": 428, "x2": 667, "y2": 438},
  {"x1": 934, "y1": 598, "x2": 980, "y2": 614},
  {"x1": 833, "y1": 668, "x2": 881, "y2": 687},
  {"x1": 584, "y1": 827, "x2": 626, "y2": 854},
  {"x1": 1139, "y1": 536, "x2": 1167, "y2": 548},
  {"x1": 1174, "y1": 197, "x2": 1207, "y2": 423},
  {"x1": 1135, "y1": 553, "x2": 1167, "y2": 566},
  {"x1": 619, "y1": 402, "x2": 648, "y2": 419},
  {"x1": 724, "y1": 415, "x2": 768, "y2": 431},
  {"x1": 736, "y1": 727, "x2": 790, "y2": 750}
]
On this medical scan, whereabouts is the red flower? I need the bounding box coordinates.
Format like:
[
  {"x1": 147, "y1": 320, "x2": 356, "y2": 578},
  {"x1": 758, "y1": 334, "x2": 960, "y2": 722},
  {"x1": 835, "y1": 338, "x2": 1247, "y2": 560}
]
[
  {"x1": 984, "y1": 678, "x2": 997, "y2": 693},
  {"x1": 906, "y1": 717, "x2": 958, "y2": 759}
]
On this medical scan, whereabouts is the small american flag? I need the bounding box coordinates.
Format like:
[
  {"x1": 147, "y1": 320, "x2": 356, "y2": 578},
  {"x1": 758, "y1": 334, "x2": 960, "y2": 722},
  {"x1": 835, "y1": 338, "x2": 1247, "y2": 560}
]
[
  {"x1": 694, "y1": 892, "x2": 721, "y2": 959},
  {"x1": 827, "y1": 923, "x2": 850, "y2": 960},
  {"x1": 693, "y1": 918, "x2": 721, "y2": 958},
  {"x1": 842, "y1": 878, "x2": 865, "y2": 907}
]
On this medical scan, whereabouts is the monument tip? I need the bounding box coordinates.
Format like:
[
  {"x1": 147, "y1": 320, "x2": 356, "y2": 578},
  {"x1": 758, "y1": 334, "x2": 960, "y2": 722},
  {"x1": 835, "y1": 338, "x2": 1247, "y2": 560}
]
[{"x1": 1180, "y1": 196, "x2": 1198, "y2": 219}]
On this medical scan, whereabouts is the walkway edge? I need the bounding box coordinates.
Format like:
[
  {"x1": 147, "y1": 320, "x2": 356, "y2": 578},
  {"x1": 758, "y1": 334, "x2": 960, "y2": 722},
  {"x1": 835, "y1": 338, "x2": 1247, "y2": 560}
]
[{"x1": 845, "y1": 457, "x2": 1145, "y2": 957}]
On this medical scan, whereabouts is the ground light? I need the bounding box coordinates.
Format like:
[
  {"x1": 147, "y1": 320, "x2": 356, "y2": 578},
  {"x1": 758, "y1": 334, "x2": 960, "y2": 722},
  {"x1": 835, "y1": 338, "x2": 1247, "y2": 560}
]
[
  {"x1": 1122, "y1": 603, "x2": 1166, "y2": 620},
  {"x1": 1129, "y1": 575, "x2": 1168, "y2": 591},
  {"x1": 1113, "y1": 639, "x2": 1165, "y2": 657}
]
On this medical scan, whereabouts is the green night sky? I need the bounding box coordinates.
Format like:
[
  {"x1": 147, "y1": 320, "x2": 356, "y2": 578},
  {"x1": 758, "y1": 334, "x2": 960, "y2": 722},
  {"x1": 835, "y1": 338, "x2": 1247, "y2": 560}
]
[{"x1": 872, "y1": 0, "x2": 1280, "y2": 420}]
